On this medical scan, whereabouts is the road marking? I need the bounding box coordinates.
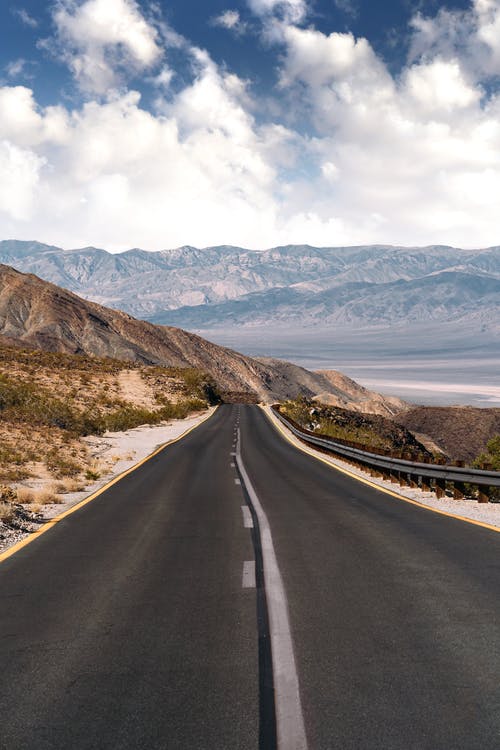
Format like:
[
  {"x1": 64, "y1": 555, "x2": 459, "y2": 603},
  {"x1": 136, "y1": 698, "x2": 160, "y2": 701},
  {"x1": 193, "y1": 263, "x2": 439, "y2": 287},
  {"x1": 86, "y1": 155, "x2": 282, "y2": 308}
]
[
  {"x1": 0, "y1": 408, "x2": 220, "y2": 566},
  {"x1": 262, "y1": 406, "x2": 500, "y2": 535},
  {"x1": 236, "y1": 429, "x2": 308, "y2": 750},
  {"x1": 241, "y1": 505, "x2": 254, "y2": 528},
  {"x1": 230, "y1": 462, "x2": 235, "y2": 468},
  {"x1": 234, "y1": 478, "x2": 241, "y2": 485},
  {"x1": 230, "y1": 452, "x2": 236, "y2": 456},
  {"x1": 242, "y1": 560, "x2": 256, "y2": 588}
]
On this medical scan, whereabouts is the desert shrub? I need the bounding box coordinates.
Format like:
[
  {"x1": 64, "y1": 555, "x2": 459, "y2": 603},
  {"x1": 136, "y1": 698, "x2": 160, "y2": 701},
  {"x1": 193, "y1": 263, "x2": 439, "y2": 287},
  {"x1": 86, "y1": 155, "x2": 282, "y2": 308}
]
[
  {"x1": 55, "y1": 479, "x2": 84, "y2": 494},
  {"x1": 0, "y1": 373, "x2": 104, "y2": 436},
  {"x1": 35, "y1": 487, "x2": 62, "y2": 505},
  {"x1": 45, "y1": 449, "x2": 83, "y2": 478},
  {"x1": 0, "y1": 486, "x2": 16, "y2": 503},
  {"x1": 16, "y1": 487, "x2": 35, "y2": 504},
  {"x1": 103, "y1": 398, "x2": 206, "y2": 432},
  {"x1": 474, "y1": 435, "x2": 500, "y2": 471},
  {"x1": 0, "y1": 502, "x2": 14, "y2": 523},
  {"x1": 0, "y1": 486, "x2": 16, "y2": 523},
  {"x1": 104, "y1": 405, "x2": 159, "y2": 432}
]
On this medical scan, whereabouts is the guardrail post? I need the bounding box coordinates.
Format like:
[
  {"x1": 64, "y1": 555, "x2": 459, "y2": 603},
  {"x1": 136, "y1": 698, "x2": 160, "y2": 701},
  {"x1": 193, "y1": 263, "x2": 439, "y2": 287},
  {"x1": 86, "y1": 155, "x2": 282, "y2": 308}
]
[
  {"x1": 453, "y1": 482, "x2": 465, "y2": 500},
  {"x1": 435, "y1": 478, "x2": 447, "y2": 499},
  {"x1": 421, "y1": 475, "x2": 431, "y2": 493},
  {"x1": 399, "y1": 472, "x2": 409, "y2": 487},
  {"x1": 390, "y1": 470, "x2": 399, "y2": 484},
  {"x1": 477, "y1": 487, "x2": 490, "y2": 504}
]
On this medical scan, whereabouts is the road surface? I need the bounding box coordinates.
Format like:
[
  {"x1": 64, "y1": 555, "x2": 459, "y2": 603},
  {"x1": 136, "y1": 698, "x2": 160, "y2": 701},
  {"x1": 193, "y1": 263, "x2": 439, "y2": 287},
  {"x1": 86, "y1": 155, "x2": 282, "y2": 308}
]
[{"x1": 1, "y1": 404, "x2": 500, "y2": 749}]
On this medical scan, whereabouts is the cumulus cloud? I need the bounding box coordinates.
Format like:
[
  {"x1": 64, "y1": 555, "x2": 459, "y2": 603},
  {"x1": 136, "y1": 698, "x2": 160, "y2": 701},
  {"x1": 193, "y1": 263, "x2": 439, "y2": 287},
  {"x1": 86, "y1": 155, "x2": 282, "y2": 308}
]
[
  {"x1": 247, "y1": 0, "x2": 307, "y2": 24},
  {"x1": 51, "y1": 0, "x2": 162, "y2": 94},
  {"x1": 2, "y1": 0, "x2": 500, "y2": 250},
  {"x1": 0, "y1": 141, "x2": 45, "y2": 221},
  {"x1": 211, "y1": 9, "x2": 247, "y2": 34},
  {"x1": 410, "y1": 0, "x2": 500, "y2": 78}
]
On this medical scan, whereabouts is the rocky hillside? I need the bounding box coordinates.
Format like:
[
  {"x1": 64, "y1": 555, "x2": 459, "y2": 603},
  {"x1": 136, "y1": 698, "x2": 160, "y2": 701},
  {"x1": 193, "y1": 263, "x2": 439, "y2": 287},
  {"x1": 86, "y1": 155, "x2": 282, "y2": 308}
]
[
  {"x1": 0, "y1": 264, "x2": 404, "y2": 412},
  {"x1": 395, "y1": 406, "x2": 500, "y2": 463},
  {"x1": 280, "y1": 398, "x2": 433, "y2": 457}
]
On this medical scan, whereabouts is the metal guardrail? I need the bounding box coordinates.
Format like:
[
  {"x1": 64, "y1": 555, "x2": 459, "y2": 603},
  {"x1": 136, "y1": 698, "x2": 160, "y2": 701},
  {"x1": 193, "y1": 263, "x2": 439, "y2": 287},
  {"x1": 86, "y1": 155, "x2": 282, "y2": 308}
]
[{"x1": 272, "y1": 407, "x2": 500, "y2": 492}]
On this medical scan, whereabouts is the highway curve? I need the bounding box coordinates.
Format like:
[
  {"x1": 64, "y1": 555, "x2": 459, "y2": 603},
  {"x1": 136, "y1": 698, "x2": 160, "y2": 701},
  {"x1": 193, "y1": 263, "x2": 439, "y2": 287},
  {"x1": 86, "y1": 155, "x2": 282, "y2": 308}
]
[{"x1": 1, "y1": 404, "x2": 500, "y2": 749}]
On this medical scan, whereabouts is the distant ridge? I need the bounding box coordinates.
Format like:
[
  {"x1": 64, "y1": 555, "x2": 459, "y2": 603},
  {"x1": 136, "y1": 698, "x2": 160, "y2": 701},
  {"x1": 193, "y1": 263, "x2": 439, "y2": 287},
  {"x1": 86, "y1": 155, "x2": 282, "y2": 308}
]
[
  {"x1": 0, "y1": 240, "x2": 498, "y2": 333},
  {"x1": 0, "y1": 263, "x2": 406, "y2": 414}
]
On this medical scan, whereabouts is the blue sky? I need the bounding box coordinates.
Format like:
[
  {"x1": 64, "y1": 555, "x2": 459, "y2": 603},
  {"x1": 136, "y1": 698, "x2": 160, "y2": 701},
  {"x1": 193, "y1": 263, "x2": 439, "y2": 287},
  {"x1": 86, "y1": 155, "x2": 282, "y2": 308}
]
[{"x1": 0, "y1": 0, "x2": 499, "y2": 250}]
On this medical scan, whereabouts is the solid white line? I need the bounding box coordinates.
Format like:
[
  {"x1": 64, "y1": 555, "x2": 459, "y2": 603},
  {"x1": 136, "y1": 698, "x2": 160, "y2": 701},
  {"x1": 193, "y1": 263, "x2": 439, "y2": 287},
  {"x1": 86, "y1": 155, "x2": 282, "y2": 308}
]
[
  {"x1": 242, "y1": 560, "x2": 256, "y2": 588},
  {"x1": 236, "y1": 429, "x2": 308, "y2": 750},
  {"x1": 241, "y1": 505, "x2": 254, "y2": 528}
]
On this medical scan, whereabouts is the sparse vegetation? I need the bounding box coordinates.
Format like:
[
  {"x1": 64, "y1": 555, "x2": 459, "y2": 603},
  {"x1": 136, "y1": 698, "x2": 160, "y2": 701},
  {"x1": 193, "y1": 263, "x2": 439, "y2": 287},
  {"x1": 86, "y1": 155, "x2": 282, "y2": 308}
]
[
  {"x1": 0, "y1": 341, "x2": 217, "y2": 495},
  {"x1": 280, "y1": 397, "x2": 433, "y2": 457},
  {"x1": 474, "y1": 435, "x2": 500, "y2": 471}
]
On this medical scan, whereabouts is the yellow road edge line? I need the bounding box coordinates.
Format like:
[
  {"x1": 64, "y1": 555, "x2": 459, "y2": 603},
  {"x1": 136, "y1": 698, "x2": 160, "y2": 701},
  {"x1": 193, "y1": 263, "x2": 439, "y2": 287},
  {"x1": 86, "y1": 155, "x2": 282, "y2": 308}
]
[
  {"x1": 261, "y1": 405, "x2": 500, "y2": 535},
  {"x1": 0, "y1": 406, "x2": 219, "y2": 565}
]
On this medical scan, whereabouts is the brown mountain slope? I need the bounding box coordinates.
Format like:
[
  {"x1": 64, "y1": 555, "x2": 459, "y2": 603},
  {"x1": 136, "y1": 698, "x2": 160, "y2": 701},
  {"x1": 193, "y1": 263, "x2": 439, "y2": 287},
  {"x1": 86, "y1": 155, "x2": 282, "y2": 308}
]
[
  {"x1": 0, "y1": 264, "x2": 403, "y2": 410},
  {"x1": 395, "y1": 406, "x2": 500, "y2": 462},
  {"x1": 314, "y1": 369, "x2": 406, "y2": 417}
]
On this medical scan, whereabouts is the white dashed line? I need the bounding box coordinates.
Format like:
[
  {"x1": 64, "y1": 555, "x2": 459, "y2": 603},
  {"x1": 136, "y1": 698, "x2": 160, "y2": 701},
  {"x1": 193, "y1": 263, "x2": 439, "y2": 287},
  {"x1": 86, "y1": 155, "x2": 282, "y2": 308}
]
[
  {"x1": 241, "y1": 505, "x2": 254, "y2": 528},
  {"x1": 242, "y1": 560, "x2": 256, "y2": 588},
  {"x1": 236, "y1": 429, "x2": 308, "y2": 750},
  {"x1": 234, "y1": 478, "x2": 241, "y2": 485}
]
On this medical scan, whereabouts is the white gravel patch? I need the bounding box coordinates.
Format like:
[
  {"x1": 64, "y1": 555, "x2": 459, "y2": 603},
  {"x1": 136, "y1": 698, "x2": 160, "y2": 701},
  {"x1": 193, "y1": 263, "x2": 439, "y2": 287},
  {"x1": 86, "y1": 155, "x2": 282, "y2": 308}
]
[
  {"x1": 263, "y1": 406, "x2": 500, "y2": 530},
  {"x1": 0, "y1": 408, "x2": 216, "y2": 556}
]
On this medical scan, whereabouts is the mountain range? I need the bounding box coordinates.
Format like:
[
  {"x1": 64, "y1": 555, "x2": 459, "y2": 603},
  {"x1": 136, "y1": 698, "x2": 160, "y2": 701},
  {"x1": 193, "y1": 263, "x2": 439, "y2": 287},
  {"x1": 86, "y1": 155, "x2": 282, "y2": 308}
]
[
  {"x1": 0, "y1": 241, "x2": 498, "y2": 333},
  {"x1": 0, "y1": 264, "x2": 405, "y2": 414}
]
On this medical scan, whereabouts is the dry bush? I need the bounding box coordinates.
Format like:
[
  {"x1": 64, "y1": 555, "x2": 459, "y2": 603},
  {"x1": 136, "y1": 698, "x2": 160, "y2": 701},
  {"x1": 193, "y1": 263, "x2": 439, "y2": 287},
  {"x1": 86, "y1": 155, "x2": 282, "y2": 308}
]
[
  {"x1": 0, "y1": 501, "x2": 14, "y2": 523},
  {"x1": 16, "y1": 487, "x2": 35, "y2": 504},
  {"x1": 84, "y1": 459, "x2": 102, "y2": 482},
  {"x1": 34, "y1": 487, "x2": 62, "y2": 505},
  {"x1": 55, "y1": 478, "x2": 85, "y2": 493}
]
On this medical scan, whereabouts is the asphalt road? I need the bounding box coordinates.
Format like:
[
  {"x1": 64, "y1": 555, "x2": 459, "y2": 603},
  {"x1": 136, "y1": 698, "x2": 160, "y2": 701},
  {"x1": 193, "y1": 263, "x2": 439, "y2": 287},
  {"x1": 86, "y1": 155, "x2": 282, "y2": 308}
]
[{"x1": 1, "y1": 404, "x2": 500, "y2": 749}]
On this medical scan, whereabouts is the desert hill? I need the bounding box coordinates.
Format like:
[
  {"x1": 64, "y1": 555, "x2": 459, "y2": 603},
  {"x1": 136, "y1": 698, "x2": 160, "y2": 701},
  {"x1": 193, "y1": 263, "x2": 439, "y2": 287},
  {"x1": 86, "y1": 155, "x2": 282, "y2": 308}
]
[
  {"x1": 395, "y1": 406, "x2": 500, "y2": 462},
  {"x1": 0, "y1": 264, "x2": 404, "y2": 412}
]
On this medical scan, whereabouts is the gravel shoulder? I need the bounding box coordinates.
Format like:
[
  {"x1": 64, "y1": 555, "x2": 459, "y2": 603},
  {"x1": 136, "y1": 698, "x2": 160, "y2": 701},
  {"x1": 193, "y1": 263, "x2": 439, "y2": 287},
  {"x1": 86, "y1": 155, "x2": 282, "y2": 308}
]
[{"x1": 263, "y1": 405, "x2": 500, "y2": 530}]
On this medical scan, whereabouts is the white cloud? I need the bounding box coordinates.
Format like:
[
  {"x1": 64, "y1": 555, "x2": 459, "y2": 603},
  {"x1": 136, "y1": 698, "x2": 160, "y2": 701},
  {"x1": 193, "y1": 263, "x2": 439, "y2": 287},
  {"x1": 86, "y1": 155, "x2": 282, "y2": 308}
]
[
  {"x1": 13, "y1": 8, "x2": 39, "y2": 28},
  {"x1": 247, "y1": 0, "x2": 307, "y2": 24},
  {"x1": 52, "y1": 0, "x2": 162, "y2": 94},
  {"x1": 5, "y1": 59, "x2": 28, "y2": 78},
  {"x1": 410, "y1": 0, "x2": 500, "y2": 78},
  {"x1": 0, "y1": 141, "x2": 45, "y2": 221},
  {"x1": 3, "y1": 0, "x2": 500, "y2": 250},
  {"x1": 211, "y1": 9, "x2": 247, "y2": 34},
  {"x1": 333, "y1": 0, "x2": 358, "y2": 18}
]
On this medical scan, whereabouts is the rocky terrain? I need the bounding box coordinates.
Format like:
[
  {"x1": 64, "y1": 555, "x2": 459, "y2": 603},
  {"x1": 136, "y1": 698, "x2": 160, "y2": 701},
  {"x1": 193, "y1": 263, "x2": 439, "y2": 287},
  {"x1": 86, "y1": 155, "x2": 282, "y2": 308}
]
[
  {"x1": 279, "y1": 399, "x2": 433, "y2": 457},
  {"x1": 1, "y1": 241, "x2": 498, "y2": 334},
  {"x1": 395, "y1": 406, "x2": 500, "y2": 463},
  {"x1": 0, "y1": 264, "x2": 407, "y2": 411}
]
